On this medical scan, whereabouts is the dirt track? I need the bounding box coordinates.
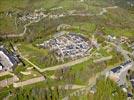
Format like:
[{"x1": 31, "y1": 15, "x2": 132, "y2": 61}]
[
  {"x1": 22, "y1": 49, "x2": 95, "y2": 73},
  {"x1": 0, "y1": 6, "x2": 118, "y2": 38},
  {"x1": 13, "y1": 76, "x2": 45, "y2": 88}
]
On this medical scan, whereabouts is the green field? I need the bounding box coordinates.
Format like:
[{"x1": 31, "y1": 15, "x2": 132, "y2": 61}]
[
  {"x1": 0, "y1": 0, "x2": 134, "y2": 99},
  {"x1": 0, "y1": 0, "x2": 133, "y2": 38},
  {"x1": 69, "y1": 77, "x2": 127, "y2": 100},
  {"x1": 18, "y1": 43, "x2": 63, "y2": 68},
  {"x1": 0, "y1": 75, "x2": 13, "y2": 81}
]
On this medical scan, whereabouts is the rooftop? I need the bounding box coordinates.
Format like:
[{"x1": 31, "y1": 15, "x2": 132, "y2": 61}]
[
  {"x1": 0, "y1": 47, "x2": 18, "y2": 71},
  {"x1": 111, "y1": 60, "x2": 132, "y2": 74},
  {"x1": 40, "y1": 32, "x2": 92, "y2": 60}
]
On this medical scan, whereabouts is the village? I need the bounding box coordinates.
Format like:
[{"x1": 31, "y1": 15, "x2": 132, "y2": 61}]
[
  {"x1": 0, "y1": 30, "x2": 134, "y2": 99},
  {"x1": 0, "y1": 0, "x2": 134, "y2": 99},
  {"x1": 39, "y1": 32, "x2": 92, "y2": 61}
]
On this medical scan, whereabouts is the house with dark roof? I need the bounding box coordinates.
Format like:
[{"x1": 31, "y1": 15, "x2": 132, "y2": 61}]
[
  {"x1": 106, "y1": 60, "x2": 133, "y2": 86},
  {"x1": 0, "y1": 47, "x2": 18, "y2": 71}
]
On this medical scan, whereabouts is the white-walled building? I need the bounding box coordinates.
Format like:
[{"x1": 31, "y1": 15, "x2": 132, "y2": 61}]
[
  {"x1": 106, "y1": 60, "x2": 133, "y2": 86},
  {"x1": 0, "y1": 47, "x2": 18, "y2": 71}
]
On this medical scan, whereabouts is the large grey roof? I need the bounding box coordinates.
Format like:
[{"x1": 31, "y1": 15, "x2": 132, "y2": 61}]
[{"x1": 0, "y1": 47, "x2": 17, "y2": 65}]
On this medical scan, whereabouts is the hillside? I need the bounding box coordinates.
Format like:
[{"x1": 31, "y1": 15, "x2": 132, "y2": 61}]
[
  {"x1": 0, "y1": 0, "x2": 133, "y2": 39},
  {"x1": 0, "y1": 0, "x2": 134, "y2": 100}
]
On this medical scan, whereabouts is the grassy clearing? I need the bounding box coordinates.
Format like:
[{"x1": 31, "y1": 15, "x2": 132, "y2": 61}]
[
  {"x1": 72, "y1": 22, "x2": 96, "y2": 35},
  {"x1": 70, "y1": 77, "x2": 127, "y2": 100},
  {"x1": 18, "y1": 43, "x2": 62, "y2": 69},
  {"x1": 53, "y1": 59, "x2": 105, "y2": 85},
  {"x1": 9, "y1": 81, "x2": 76, "y2": 100},
  {"x1": 13, "y1": 58, "x2": 43, "y2": 81},
  {"x1": 121, "y1": 44, "x2": 133, "y2": 53},
  {"x1": 19, "y1": 70, "x2": 42, "y2": 81},
  {"x1": 0, "y1": 0, "x2": 133, "y2": 39},
  {"x1": 0, "y1": 85, "x2": 13, "y2": 100},
  {"x1": 0, "y1": 0, "x2": 87, "y2": 11},
  {"x1": 0, "y1": 0, "x2": 28, "y2": 11},
  {"x1": 0, "y1": 75, "x2": 13, "y2": 81},
  {"x1": 94, "y1": 77, "x2": 127, "y2": 100},
  {"x1": 103, "y1": 27, "x2": 134, "y2": 37},
  {"x1": 0, "y1": 16, "x2": 17, "y2": 34},
  {"x1": 97, "y1": 48, "x2": 110, "y2": 57}
]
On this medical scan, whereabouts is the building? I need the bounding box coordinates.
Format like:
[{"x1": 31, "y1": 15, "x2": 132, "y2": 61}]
[
  {"x1": 130, "y1": 72, "x2": 134, "y2": 89},
  {"x1": 120, "y1": 36, "x2": 129, "y2": 44},
  {"x1": 0, "y1": 47, "x2": 18, "y2": 71},
  {"x1": 130, "y1": 43, "x2": 134, "y2": 50},
  {"x1": 106, "y1": 60, "x2": 133, "y2": 86},
  {"x1": 39, "y1": 32, "x2": 92, "y2": 60}
]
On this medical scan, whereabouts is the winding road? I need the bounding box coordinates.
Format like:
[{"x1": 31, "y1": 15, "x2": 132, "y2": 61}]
[
  {"x1": 0, "y1": 6, "x2": 118, "y2": 38},
  {"x1": 22, "y1": 49, "x2": 96, "y2": 72}
]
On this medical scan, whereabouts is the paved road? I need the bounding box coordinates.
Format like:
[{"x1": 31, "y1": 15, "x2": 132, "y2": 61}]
[{"x1": 13, "y1": 76, "x2": 45, "y2": 88}]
